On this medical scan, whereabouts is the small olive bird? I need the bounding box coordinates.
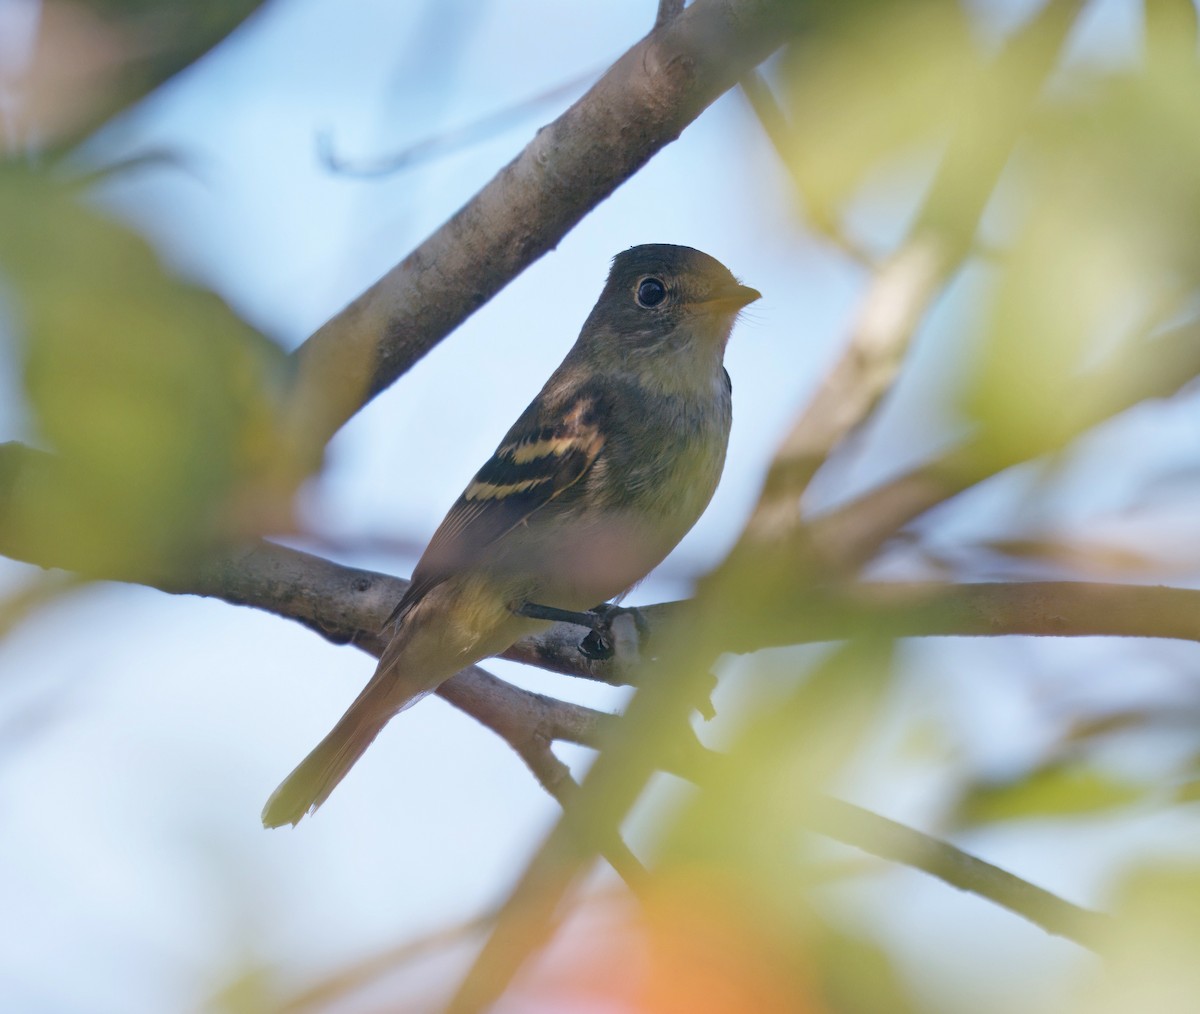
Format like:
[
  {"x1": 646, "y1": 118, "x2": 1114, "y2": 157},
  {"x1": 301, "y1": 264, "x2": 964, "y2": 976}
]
[{"x1": 263, "y1": 244, "x2": 759, "y2": 827}]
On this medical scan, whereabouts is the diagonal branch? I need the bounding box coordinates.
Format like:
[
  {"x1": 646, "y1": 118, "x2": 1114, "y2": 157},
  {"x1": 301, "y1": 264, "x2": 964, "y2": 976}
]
[
  {"x1": 656, "y1": 0, "x2": 687, "y2": 29},
  {"x1": 809, "y1": 316, "x2": 1200, "y2": 571},
  {"x1": 280, "y1": 0, "x2": 802, "y2": 464},
  {"x1": 454, "y1": 667, "x2": 1110, "y2": 955},
  {"x1": 803, "y1": 794, "x2": 1109, "y2": 948}
]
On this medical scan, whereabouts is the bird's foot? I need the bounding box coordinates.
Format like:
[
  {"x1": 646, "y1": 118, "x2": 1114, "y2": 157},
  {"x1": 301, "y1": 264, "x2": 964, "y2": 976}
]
[
  {"x1": 578, "y1": 602, "x2": 649, "y2": 661},
  {"x1": 513, "y1": 600, "x2": 649, "y2": 662}
]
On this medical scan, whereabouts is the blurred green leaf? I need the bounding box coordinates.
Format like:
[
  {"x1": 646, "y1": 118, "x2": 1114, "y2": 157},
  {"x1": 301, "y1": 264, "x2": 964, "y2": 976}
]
[
  {"x1": 697, "y1": 642, "x2": 896, "y2": 838},
  {"x1": 778, "y1": 1, "x2": 975, "y2": 229},
  {"x1": 965, "y1": 63, "x2": 1200, "y2": 461},
  {"x1": 811, "y1": 924, "x2": 921, "y2": 1014},
  {"x1": 653, "y1": 642, "x2": 896, "y2": 948},
  {"x1": 0, "y1": 167, "x2": 290, "y2": 578},
  {"x1": 1144, "y1": 0, "x2": 1199, "y2": 73},
  {"x1": 954, "y1": 761, "x2": 1147, "y2": 826},
  {"x1": 1079, "y1": 863, "x2": 1200, "y2": 1014},
  {"x1": 208, "y1": 960, "x2": 277, "y2": 1014},
  {"x1": 1173, "y1": 779, "x2": 1200, "y2": 806}
]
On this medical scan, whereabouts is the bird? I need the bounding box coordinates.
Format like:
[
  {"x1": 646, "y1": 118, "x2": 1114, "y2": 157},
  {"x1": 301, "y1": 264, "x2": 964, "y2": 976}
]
[{"x1": 262, "y1": 244, "x2": 760, "y2": 827}]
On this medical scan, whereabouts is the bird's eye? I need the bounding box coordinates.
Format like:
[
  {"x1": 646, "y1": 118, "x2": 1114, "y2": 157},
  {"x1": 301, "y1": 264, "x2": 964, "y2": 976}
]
[{"x1": 636, "y1": 277, "x2": 667, "y2": 308}]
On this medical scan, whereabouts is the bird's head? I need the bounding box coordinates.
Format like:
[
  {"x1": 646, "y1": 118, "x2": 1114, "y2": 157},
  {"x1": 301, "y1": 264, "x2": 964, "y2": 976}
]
[{"x1": 572, "y1": 244, "x2": 760, "y2": 389}]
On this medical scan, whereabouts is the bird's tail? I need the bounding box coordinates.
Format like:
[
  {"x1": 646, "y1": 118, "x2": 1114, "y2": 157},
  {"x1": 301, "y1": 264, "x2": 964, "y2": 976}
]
[{"x1": 261, "y1": 707, "x2": 389, "y2": 828}]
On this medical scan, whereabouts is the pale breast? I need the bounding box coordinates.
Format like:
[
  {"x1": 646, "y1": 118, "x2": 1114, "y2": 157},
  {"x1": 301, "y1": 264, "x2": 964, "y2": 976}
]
[{"x1": 509, "y1": 374, "x2": 732, "y2": 608}]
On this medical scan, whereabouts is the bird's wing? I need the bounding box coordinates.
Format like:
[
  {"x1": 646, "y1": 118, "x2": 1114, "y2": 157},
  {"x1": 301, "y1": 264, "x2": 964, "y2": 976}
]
[{"x1": 384, "y1": 391, "x2": 605, "y2": 626}]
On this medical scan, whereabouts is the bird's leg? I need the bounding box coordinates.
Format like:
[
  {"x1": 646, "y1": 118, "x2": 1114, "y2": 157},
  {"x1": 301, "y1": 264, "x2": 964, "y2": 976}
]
[
  {"x1": 513, "y1": 600, "x2": 649, "y2": 662},
  {"x1": 578, "y1": 602, "x2": 650, "y2": 661},
  {"x1": 512, "y1": 601, "x2": 599, "y2": 628}
]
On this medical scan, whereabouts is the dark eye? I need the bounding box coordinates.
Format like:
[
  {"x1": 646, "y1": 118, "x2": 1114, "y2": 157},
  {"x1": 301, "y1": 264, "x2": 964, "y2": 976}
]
[{"x1": 636, "y1": 277, "x2": 666, "y2": 308}]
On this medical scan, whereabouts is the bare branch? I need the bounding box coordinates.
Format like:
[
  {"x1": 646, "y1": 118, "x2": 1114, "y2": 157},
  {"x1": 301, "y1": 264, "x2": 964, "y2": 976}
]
[
  {"x1": 287, "y1": 753, "x2": 1108, "y2": 1014},
  {"x1": 280, "y1": 0, "x2": 801, "y2": 464},
  {"x1": 810, "y1": 316, "x2": 1200, "y2": 571},
  {"x1": 278, "y1": 909, "x2": 498, "y2": 1014},
  {"x1": 744, "y1": 237, "x2": 946, "y2": 550},
  {"x1": 2, "y1": 446, "x2": 1124, "y2": 977},
  {"x1": 437, "y1": 664, "x2": 648, "y2": 893},
  {"x1": 803, "y1": 794, "x2": 1109, "y2": 948}
]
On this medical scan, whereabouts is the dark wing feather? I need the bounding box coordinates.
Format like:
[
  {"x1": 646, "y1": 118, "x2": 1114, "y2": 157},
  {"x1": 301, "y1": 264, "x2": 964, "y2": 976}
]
[{"x1": 384, "y1": 392, "x2": 605, "y2": 626}]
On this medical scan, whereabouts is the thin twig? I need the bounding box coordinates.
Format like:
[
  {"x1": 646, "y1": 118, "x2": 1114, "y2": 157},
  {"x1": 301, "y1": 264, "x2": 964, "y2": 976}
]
[
  {"x1": 433, "y1": 662, "x2": 648, "y2": 892},
  {"x1": 450, "y1": 678, "x2": 1110, "y2": 954},
  {"x1": 283, "y1": 721, "x2": 1105, "y2": 1014},
  {"x1": 808, "y1": 315, "x2": 1200, "y2": 571},
  {"x1": 805, "y1": 795, "x2": 1109, "y2": 948},
  {"x1": 669, "y1": 738, "x2": 1109, "y2": 950},
  {"x1": 317, "y1": 67, "x2": 603, "y2": 178},
  {"x1": 277, "y1": 909, "x2": 497, "y2": 1013}
]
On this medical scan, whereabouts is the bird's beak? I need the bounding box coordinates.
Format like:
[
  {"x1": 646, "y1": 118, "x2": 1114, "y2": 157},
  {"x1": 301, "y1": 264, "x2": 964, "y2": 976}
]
[{"x1": 693, "y1": 282, "x2": 762, "y2": 313}]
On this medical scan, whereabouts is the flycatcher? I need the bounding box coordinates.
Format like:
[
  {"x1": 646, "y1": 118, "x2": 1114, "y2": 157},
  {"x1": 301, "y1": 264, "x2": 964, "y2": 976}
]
[{"x1": 263, "y1": 244, "x2": 760, "y2": 827}]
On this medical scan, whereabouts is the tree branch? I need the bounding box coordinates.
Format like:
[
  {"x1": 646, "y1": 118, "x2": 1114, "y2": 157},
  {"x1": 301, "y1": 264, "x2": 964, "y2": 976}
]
[
  {"x1": 280, "y1": 0, "x2": 802, "y2": 463},
  {"x1": 437, "y1": 667, "x2": 1111, "y2": 956},
  {"x1": 656, "y1": 0, "x2": 687, "y2": 29},
  {"x1": 803, "y1": 794, "x2": 1109, "y2": 948},
  {"x1": 434, "y1": 663, "x2": 648, "y2": 893},
  {"x1": 808, "y1": 316, "x2": 1200, "y2": 571},
  {"x1": 7, "y1": 444, "x2": 1200, "y2": 680}
]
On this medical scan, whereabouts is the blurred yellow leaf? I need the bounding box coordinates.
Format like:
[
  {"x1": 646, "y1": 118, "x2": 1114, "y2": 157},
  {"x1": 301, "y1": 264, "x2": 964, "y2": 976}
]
[
  {"x1": 778, "y1": 1, "x2": 976, "y2": 227},
  {"x1": 1079, "y1": 864, "x2": 1200, "y2": 1014},
  {"x1": 966, "y1": 64, "x2": 1200, "y2": 461},
  {"x1": 954, "y1": 761, "x2": 1146, "y2": 826},
  {"x1": 0, "y1": 167, "x2": 291, "y2": 577}
]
